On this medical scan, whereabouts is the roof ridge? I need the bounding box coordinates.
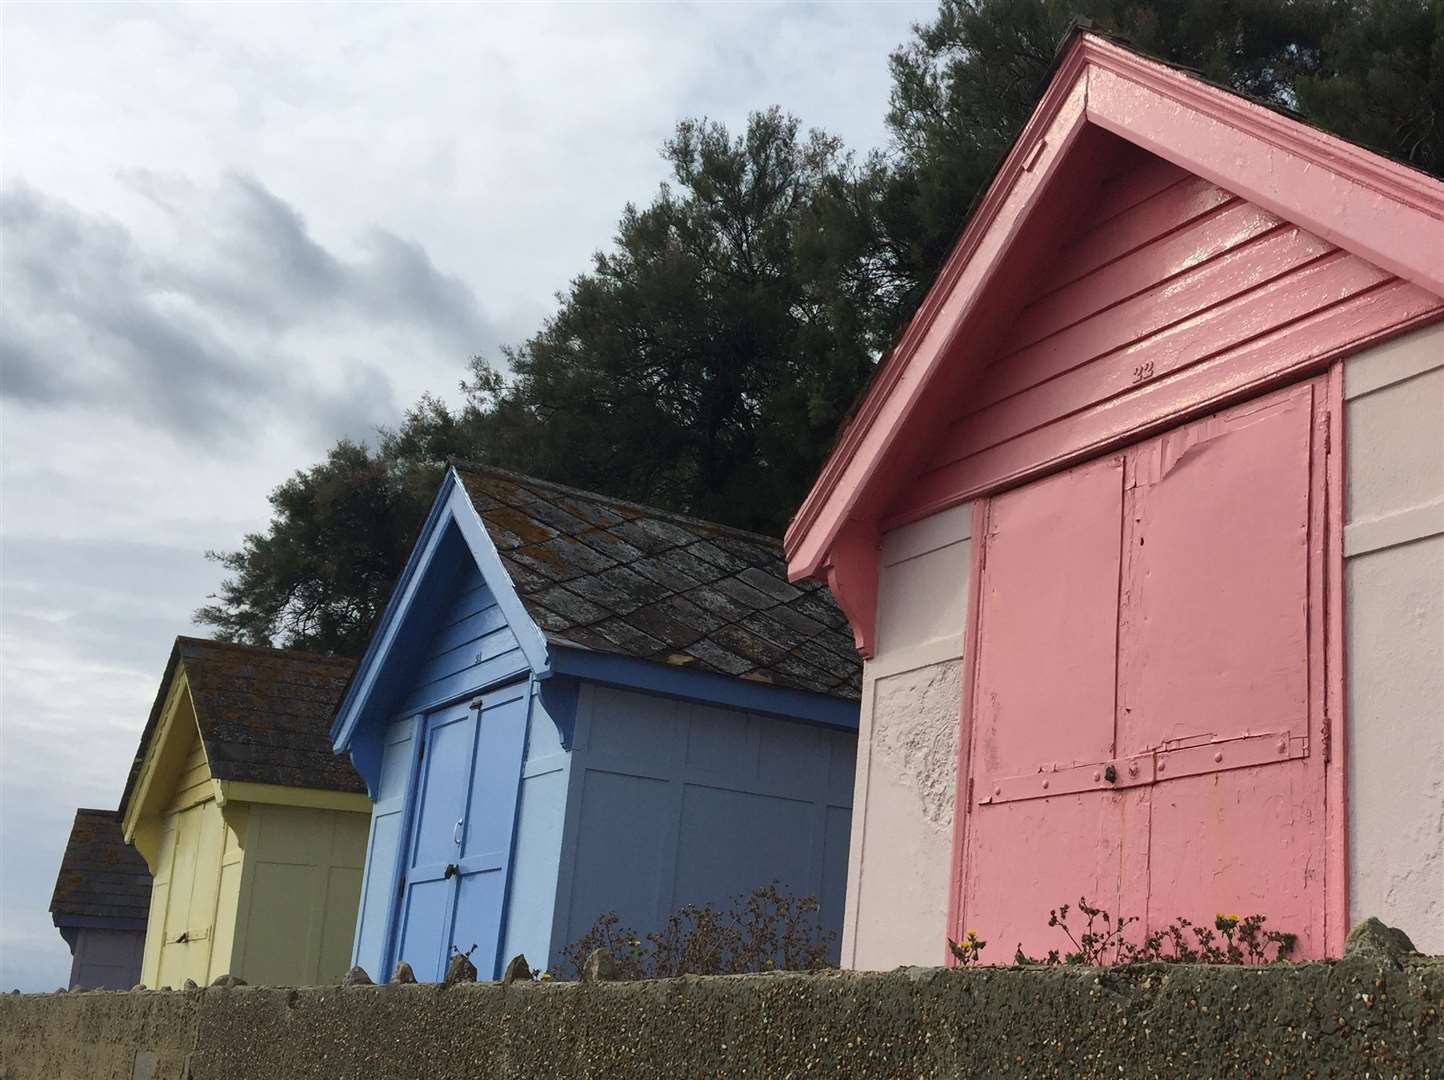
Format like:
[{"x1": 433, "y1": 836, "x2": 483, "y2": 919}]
[{"x1": 448, "y1": 461, "x2": 785, "y2": 550}]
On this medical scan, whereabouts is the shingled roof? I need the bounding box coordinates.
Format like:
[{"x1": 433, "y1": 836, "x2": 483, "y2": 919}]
[
  {"x1": 453, "y1": 466, "x2": 861, "y2": 700},
  {"x1": 49, "y1": 809, "x2": 151, "y2": 924},
  {"x1": 120, "y1": 638, "x2": 364, "y2": 815}
]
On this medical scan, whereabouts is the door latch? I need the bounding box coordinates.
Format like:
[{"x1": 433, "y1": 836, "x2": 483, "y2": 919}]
[{"x1": 443, "y1": 863, "x2": 459, "y2": 880}]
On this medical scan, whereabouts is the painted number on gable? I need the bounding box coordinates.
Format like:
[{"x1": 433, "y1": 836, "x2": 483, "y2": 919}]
[{"x1": 1131, "y1": 361, "x2": 1155, "y2": 384}]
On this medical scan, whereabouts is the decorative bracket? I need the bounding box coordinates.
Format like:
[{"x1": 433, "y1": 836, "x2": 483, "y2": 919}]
[{"x1": 825, "y1": 526, "x2": 880, "y2": 659}]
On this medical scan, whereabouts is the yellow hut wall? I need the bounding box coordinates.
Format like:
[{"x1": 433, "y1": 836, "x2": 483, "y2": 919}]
[
  {"x1": 133, "y1": 671, "x2": 370, "y2": 988},
  {"x1": 140, "y1": 728, "x2": 239, "y2": 989},
  {"x1": 227, "y1": 801, "x2": 369, "y2": 985}
]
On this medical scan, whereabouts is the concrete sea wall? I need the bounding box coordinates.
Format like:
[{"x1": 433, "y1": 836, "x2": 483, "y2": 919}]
[{"x1": 3, "y1": 937, "x2": 1440, "y2": 1079}]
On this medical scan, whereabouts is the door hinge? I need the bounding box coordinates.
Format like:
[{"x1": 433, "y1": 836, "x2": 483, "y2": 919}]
[
  {"x1": 967, "y1": 776, "x2": 974, "y2": 804},
  {"x1": 1323, "y1": 410, "x2": 1332, "y2": 455},
  {"x1": 1321, "y1": 713, "x2": 1332, "y2": 763}
]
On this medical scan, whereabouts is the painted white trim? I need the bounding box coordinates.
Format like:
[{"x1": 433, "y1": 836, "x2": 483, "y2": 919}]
[
  {"x1": 881, "y1": 503, "x2": 974, "y2": 566},
  {"x1": 1344, "y1": 498, "x2": 1444, "y2": 558},
  {"x1": 1343, "y1": 324, "x2": 1444, "y2": 400},
  {"x1": 863, "y1": 637, "x2": 966, "y2": 681},
  {"x1": 448, "y1": 479, "x2": 551, "y2": 675}
]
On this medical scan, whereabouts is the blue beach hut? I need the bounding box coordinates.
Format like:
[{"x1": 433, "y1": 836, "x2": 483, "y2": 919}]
[{"x1": 333, "y1": 466, "x2": 860, "y2": 981}]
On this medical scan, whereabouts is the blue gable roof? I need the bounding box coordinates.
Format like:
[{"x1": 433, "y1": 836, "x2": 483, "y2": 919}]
[
  {"x1": 331, "y1": 472, "x2": 549, "y2": 794},
  {"x1": 334, "y1": 466, "x2": 861, "y2": 795}
]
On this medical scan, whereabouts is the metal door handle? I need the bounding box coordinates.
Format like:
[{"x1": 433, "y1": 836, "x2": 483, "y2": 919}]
[
  {"x1": 443, "y1": 863, "x2": 459, "y2": 880},
  {"x1": 452, "y1": 818, "x2": 464, "y2": 845}
]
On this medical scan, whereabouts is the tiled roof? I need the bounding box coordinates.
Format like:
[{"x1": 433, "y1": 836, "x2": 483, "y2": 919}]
[
  {"x1": 120, "y1": 638, "x2": 364, "y2": 814},
  {"x1": 49, "y1": 809, "x2": 151, "y2": 923},
  {"x1": 454, "y1": 466, "x2": 861, "y2": 700}
]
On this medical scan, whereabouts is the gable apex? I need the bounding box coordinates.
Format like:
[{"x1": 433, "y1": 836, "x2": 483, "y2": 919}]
[
  {"x1": 784, "y1": 31, "x2": 1444, "y2": 630},
  {"x1": 328, "y1": 469, "x2": 549, "y2": 774}
]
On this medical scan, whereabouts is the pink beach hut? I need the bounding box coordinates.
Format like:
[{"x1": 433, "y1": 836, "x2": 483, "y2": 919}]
[{"x1": 785, "y1": 31, "x2": 1444, "y2": 967}]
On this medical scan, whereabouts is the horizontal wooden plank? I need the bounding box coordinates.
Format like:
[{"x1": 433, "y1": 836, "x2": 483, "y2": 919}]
[
  {"x1": 427, "y1": 603, "x2": 508, "y2": 658},
  {"x1": 898, "y1": 279, "x2": 1440, "y2": 518},
  {"x1": 414, "y1": 625, "x2": 521, "y2": 689},
  {"x1": 1088, "y1": 152, "x2": 1191, "y2": 227},
  {"x1": 1013, "y1": 199, "x2": 1280, "y2": 349},
  {"x1": 398, "y1": 647, "x2": 529, "y2": 715},
  {"x1": 1048, "y1": 175, "x2": 1233, "y2": 290},
  {"x1": 175, "y1": 762, "x2": 210, "y2": 793},
  {"x1": 435, "y1": 576, "x2": 494, "y2": 628},
  {"x1": 979, "y1": 225, "x2": 1333, "y2": 412},
  {"x1": 943, "y1": 250, "x2": 1387, "y2": 463}
]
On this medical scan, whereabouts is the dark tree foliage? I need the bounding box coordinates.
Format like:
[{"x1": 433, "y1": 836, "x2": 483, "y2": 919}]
[
  {"x1": 197, "y1": 0, "x2": 1440, "y2": 655},
  {"x1": 878, "y1": 0, "x2": 1338, "y2": 319},
  {"x1": 1296, "y1": 0, "x2": 1444, "y2": 174},
  {"x1": 464, "y1": 107, "x2": 885, "y2": 531}
]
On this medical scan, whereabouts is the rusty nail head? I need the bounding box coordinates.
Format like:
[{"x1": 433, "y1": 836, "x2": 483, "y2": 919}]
[
  {"x1": 1104, "y1": 764, "x2": 1118, "y2": 784},
  {"x1": 1213, "y1": 751, "x2": 1223, "y2": 763},
  {"x1": 1277, "y1": 740, "x2": 1287, "y2": 754},
  {"x1": 993, "y1": 786, "x2": 1001, "y2": 797},
  {"x1": 1041, "y1": 779, "x2": 1050, "y2": 790},
  {"x1": 1157, "y1": 760, "x2": 1166, "y2": 773},
  {"x1": 1128, "y1": 762, "x2": 1139, "y2": 777},
  {"x1": 1092, "y1": 771, "x2": 1101, "y2": 782}
]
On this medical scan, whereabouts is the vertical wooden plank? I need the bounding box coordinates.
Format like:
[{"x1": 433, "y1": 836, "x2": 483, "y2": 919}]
[
  {"x1": 1118, "y1": 383, "x2": 1315, "y2": 750},
  {"x1": 960, "y1": 456, "x2": 1126, "y2": 958},
  {"x1": 451, "y1": 683, "x2": 530, "y2": 980},
  {"x1": 1120, "y1": 381, "x2": 1328, "y2": 957},
  {"x1": 1324, "y1": 363, "x2": 1348, "y2": 954},
  {"x1": 946, "y1": 502, "x2": 990, "y2": 961}
]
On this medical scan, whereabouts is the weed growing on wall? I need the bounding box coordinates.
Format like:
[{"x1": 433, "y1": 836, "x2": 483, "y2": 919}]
[
  {"x1": 949, "y1": 897, "x2": 1298, "y2": 967},
  {"x1": 558, "y1": 883, "x2": 836, "y2": 980}
]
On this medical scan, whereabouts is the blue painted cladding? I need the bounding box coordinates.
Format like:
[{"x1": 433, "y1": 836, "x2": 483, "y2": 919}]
[
  {"x1": 555, "y1": 685, "x2": 857, "y2": 969},
  {"x1": 397, "y1": 556, "x2": 527, "y2": 715},
  {"x1": 499, "y1": 684, "x2": 572, "y2": 969},
  {"x1": 351, "y1": 716, "x2": 420, "y2": 976}
]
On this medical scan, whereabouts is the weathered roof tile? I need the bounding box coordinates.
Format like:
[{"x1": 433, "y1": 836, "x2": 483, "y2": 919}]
[
  {"x1": 49, "y1": 809, "x2": 151, "y2": 924},
  {"x1": 119, "y1": 638, "x2": 364, "y2": 814},
  {"x1": 451, "y1": 466, "x2": 860, "y2": 701},
  {"x1": 630, "y1": 554, "x2": 705, "y2": 594}
]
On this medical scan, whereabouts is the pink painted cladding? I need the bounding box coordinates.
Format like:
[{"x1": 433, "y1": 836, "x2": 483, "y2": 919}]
[
  {"x1": 784, "y1": 30, "x2": 1444, "y2": 588},
  {"x1": 889, "y1": 148, "x2": 1437, "y2": 524}
]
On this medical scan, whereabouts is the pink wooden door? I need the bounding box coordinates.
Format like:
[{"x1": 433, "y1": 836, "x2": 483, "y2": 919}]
[
  {"x1": 962, "y1": 454, "x2": 1128, "y2": 961},
  {"x1": 959, "y1": 380, "x2": 1331, "y2": 960}
]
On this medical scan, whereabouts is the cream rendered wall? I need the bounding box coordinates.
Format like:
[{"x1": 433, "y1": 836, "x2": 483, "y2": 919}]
[
  {"x1": 1343, "y1": 321, "x2": 1444, "y2": 954},
  {"x1": 842, "y1": 503, "x2": 972, "y2": 969}
]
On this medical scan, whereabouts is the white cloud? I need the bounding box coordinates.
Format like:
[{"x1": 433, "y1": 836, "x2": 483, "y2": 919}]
[{"x1": 0, "y1": 0, "x2": 934, "y2": 990}]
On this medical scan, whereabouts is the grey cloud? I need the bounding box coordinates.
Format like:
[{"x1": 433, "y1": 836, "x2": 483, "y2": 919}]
[{"x1": 0, "y1": 176, "x2": 496, "y2": 445}]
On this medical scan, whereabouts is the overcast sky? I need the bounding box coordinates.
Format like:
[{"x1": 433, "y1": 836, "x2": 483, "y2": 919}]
[{"x1": 0, "y1": 1, "x2": 934, "y2": 991}]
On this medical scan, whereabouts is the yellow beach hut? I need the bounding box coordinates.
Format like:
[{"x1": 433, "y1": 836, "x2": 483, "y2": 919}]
[{"x1": 120, "y1": 637, "x2": 369, "y2": 988}]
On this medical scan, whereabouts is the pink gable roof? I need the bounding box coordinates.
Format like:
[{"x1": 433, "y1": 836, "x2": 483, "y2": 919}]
[{"x1": 784, "y1": 31, "x2": 1444, "y2": 657}]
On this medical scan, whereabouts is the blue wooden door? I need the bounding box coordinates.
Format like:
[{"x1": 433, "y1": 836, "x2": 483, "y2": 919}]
[
  {"x1": 449, "y1": 683, "x2": 530, "y2": 979},
  {"x1": 392, "y1": 682, "x2": 529, "y2": 980},
  {"x1": 394, "y1": 703, "x2": 477, "y2": 979}
]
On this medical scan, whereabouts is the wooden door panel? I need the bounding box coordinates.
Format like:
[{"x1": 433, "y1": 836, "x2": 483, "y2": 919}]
[
  {"x1": 965, "y1": 793, "x2": 1123, "y2": 960},
  {"x1": 1119, "y1": 384, "x2": 1315, "y2": 753},
  {"x1": 397, "y1": 705, "x2": 479, "y2": 980},
  {"x1": 971, "y1": 454, "x2": 1124, "y2": 777},
  {"x1": 1147, "y1": 759, "x2": 1324, "y2": 956},
  {"x1": 963, "y1": 454, "x2": 1125, "y2": 952},
  {"x1": 956, "y1": 379, "x2": 1332, "y2": 961},
  {"x1": 450, "y1": 685, "x2": 528, "y2": 980}
]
